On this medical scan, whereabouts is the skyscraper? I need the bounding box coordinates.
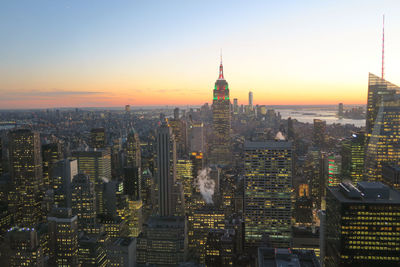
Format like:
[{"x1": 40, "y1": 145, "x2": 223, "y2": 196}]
[
  {"x1": 244, "y1": 140, "x2": 293, "y2": 249},
  {"x1": 366, "y1": 73, "x2": 400, "y2": 135},
  {"x1": 313, "y1": 119, "x2": 326, "y2": 149},
  {"x1": 71, "y1": 173, "x2": 97, "y2": 233},
  {"x1": 42, "y1": 142, "x2": 63, "y2": 189},
  {"x1": 249, "y1": 91, "x2": 253, "y2": 108},
  {"x1": 72, "y1": 149, "x2": 111, "y2": 214},
  {"x1": 210, "y1": 59, "x2": 231, "y2": 165},
  {"x1": 325, "y1": 182, "x2": 400, "y2": 267},
  {"x1": 8, "y1": 129, "x2": 43, "y2": 227},
  {"x1": 341, "y1": 132, "x2": 365, "y2": 184},
  {"x1": 126, "y1": 129, "x2": 141, "y2": 169},
  {"x1": 365, "y1": 94, "x2": 400, "y2": 181},
  {"x1": 156, "y1": 120, "x2": 177, "y2": 216}
]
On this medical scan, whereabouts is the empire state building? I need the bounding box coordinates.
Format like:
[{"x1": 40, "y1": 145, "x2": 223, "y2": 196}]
[{"x1": 210, "y1": 58, "x2": 231, "y2": 165}]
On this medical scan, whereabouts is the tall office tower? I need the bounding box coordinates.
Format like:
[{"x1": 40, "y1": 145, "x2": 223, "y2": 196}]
[
  {"x1": 325, "y1": 182, "x2": 400, "y2": 267},
  {"x1": 141, "y1": 169, "x2": 156, "y2": 221},
  {"x1": 136, "y1": 216, "x2": 187, "y2": 266},
  {"x1": 205, "y1": 229, "x2": 236, "y2": 266},
  {"x1": 313, "y1": 119, "x2": 326, "y2": 148},
  {"x1": 366, "y1": 94, "x2": 400, "y2": 181},
  {"x1": 170, "y1": 109, "x2": 188, "y2": 158},
  {"x1": 71, "y1": 173, "x2": 97, "y2": 233},
  {"x1": 210, "y1": 59, "x2": 231, "y2": 165},
  {"x1": 3, "y1": 227, "x2": 44, "y2": 267},
  {"x1": 188, "y1": 122, "x2": 205, "y2": 153},
  {"x1": 338, "y1": 103, "x2": 344, "y2": 118},
  {"x1": 48, "y1": 207, "x2": 79, "y2": 267},
  {"x1": 126, "y1": 129, "x2": 141, "y2": 168},
  {"x1": 233, "y1": 98, "x2": 239, "y2": 114},
  {"x1": 244, "y1": 140, "x2": 293, "y2": 249},
  {"x1": 156, "y1": 120, "x2": 177, "y2": 216},
  {"x1": 90, "y1": 128, "x2": 106, "y2": 149},
  {"x1": 8, "y1": 129, "x2": 43, "y2": 227},
  {"x1": 188, "y1": 205, "x2": 225, "y2": 263},
  {"x1": 124, "y1": 167, "x2": 141, "y2": 200},
  {"x1": 72, "y1": 149, "x2": 111, "y2": 214},
  {"x1": 305, "y1": 148, "x2": 323, "y2": 209},
  {"x1": 176, "y1": 158, "x2": 194, "y2": 214},
  {"x1": 249, "y1": 91, "x2": 253, "y2": 108},
  {"x1": 366, "y1": 73, "x2": 400, "y2": 135},
  {"x1": 42, "y1": 142, "x2": 63, "y2": 189},
  {"x1": 51, "y1": 159, "x2": 78, "y2": 208},
  {"x1": 341, "y1": 132, "x2": 365, "y2": 184},
  {"x1": 326, "y1": 153, "x2": 342, "y2": 187}
]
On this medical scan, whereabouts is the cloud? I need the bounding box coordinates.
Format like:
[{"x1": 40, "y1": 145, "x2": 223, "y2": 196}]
[{"x1": 20, "y1": 90, "x2": 103, "y2": 96}]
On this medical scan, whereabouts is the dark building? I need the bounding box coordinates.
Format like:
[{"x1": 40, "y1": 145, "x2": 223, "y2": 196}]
[
  {"x1": 42, "y1": 142, "x2": 63, "y2": 189},
  {"x1": 78, "y1": 232, "x2": 109, "y2": 267},
  {"x1": 156, "y1": 120, "x2": 177, "y2": 216},
  {"x1": 124, "y1": 167, "x2": 141, "y2": 201},
  {"x1": 47, "y1": 207, "x2": 79, "y2": 266},
  {"x1": 313, "y1": 119, "x2": 326, "y2": 148},
  {"x1": 71, "y1": 173, "x2": 97, "y2": 233},
  {"x1": 90, "y1": 128, "x2": 106, "y2": 149},
  {"x1": 126, "y1": 129, "x2": 141, "y2": 168},
  {"x1": 294, "y1": 197, "x2": 313, "y2": 224},
  {"x1": 205, "y1": 229, "x2": 236, "y2": 266},
  {"x1": 325, "y1": 182, "x2": 400, "y2": 267},
  {"x1": 257, "y1": 247, "x2": 320, "y2": 267},
  {"x1": 137, "y1": 216, "x2": 187, "y2": 266},
  {"x1": 382, "y1": 164, "x2": 400, "y2": 190},
  {"x1": 2, "y1": 227, "x2": 44, "y2": 267},
  {"x1": 8, "y1": 129, "x2": 43, "y2": 227}
]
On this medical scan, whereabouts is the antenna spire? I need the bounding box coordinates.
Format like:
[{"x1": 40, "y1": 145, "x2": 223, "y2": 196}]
[
  {"x1": 218, "y1": 50, "x2": 224, "y2": 79},
  {"x1": 382, "y1": 14, "x2": 385, "y2": 80}
]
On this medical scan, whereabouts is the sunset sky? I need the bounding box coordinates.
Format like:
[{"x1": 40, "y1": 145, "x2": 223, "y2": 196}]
[{"x1": 1, "y1": 0, "x2": 400, "y2": 109}]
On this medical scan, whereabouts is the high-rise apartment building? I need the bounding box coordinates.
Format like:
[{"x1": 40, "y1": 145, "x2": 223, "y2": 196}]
[
  {"x1": 210, "y1": 60, "x2": 231, "y2": 165},
  {"x1": 8, "y1": 129, "x2": 43, "y2": 227},
  {"x1": 244, "y1": 140, "x2": 293, "y2": 248},
  {"x1": 170, "y1": 108, "x2": 188, "y2": 157},
  {"x1": 325, "y1": 182, "x2": 400, "y2": 267},
  {"x1": 156, "y1": 120, "x2": 177, "y2": 216},
  {"x1": 51, "y1": 159, "x2": 78, "y2": 208}
]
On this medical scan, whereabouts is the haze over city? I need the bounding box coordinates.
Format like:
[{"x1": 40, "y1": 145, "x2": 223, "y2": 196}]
[{"x1": 1, "y1": 0, "x2": 400, "y2": 108}]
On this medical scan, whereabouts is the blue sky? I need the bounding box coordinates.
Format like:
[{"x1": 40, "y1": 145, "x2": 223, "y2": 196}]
[{"x1": 1, "y1": 0, "x2": 400, "y2": 107}]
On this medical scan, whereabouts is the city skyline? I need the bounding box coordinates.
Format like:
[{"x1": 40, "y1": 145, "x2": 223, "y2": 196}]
[{"x1": 1, "y1": 1, "x2": 400, "y2": 108}]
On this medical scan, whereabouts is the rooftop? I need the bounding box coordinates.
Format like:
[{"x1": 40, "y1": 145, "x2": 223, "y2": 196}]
[
  {"x1": 329, "y1": 182, "x2": 400, "y2": 204},
  {"x1": 244, "y1": 140, "x2": 292, "y2": 149},
  {"x1": 257, "y1": 247, "x2": 320, "y2": 267}
]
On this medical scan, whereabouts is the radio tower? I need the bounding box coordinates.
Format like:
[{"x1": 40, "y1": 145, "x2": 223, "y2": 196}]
[{"x1": 382, "y1": 14, "x2": 385, "y2": 80}]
